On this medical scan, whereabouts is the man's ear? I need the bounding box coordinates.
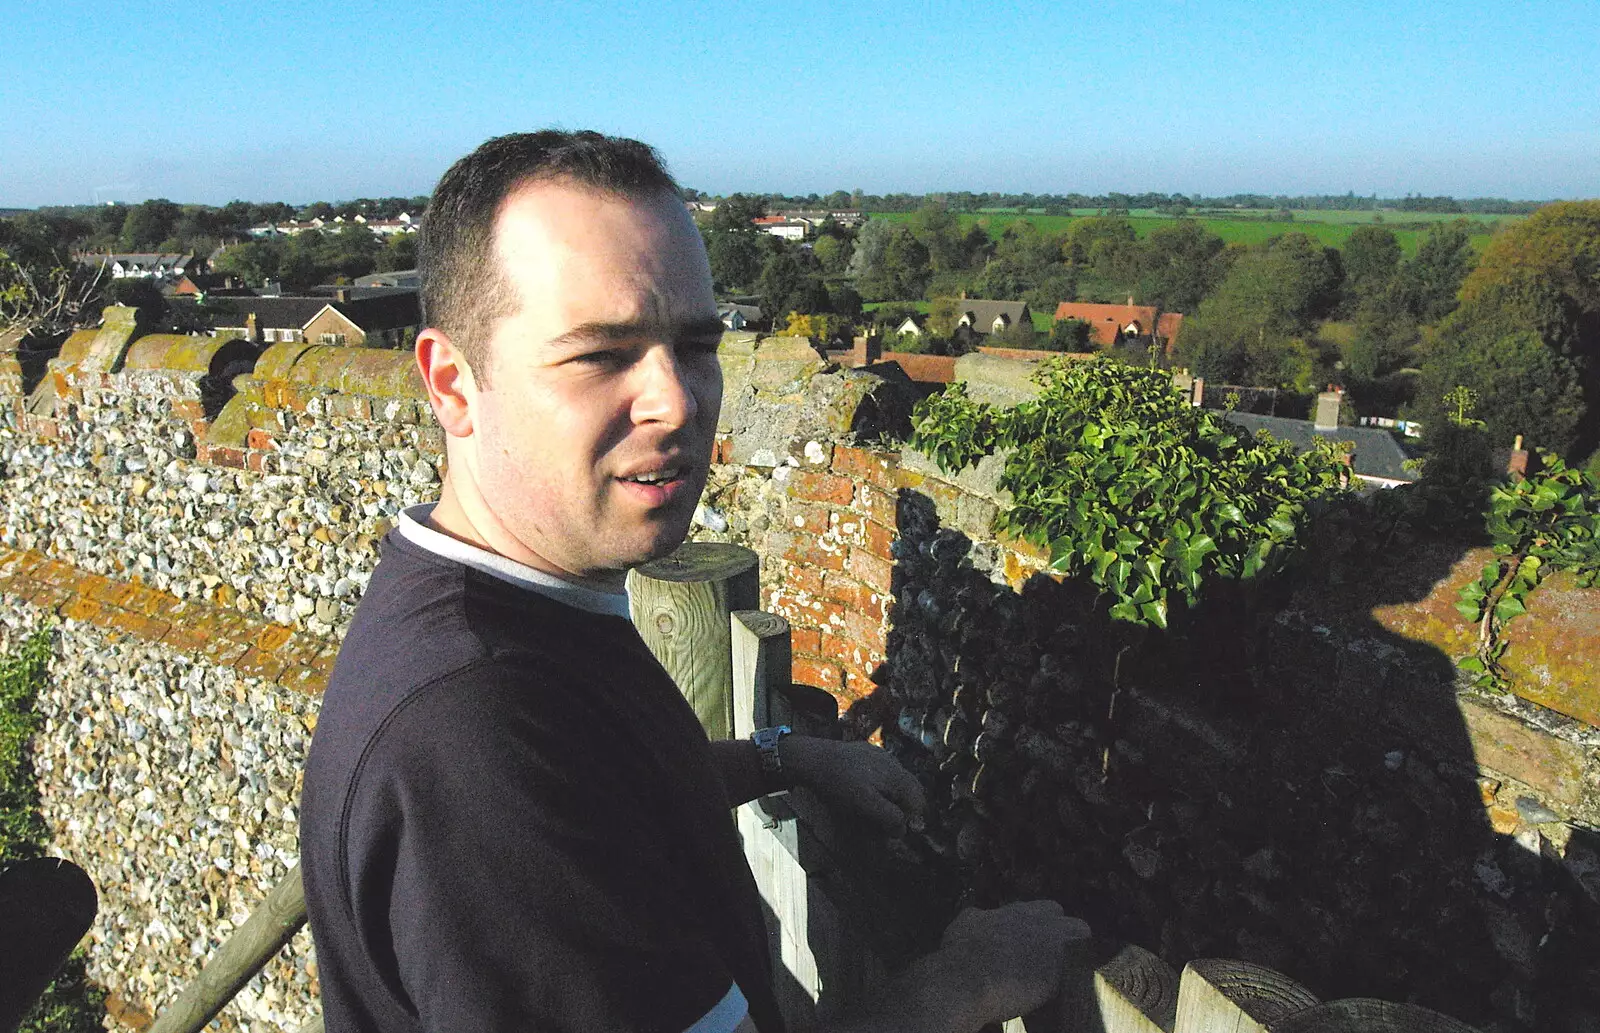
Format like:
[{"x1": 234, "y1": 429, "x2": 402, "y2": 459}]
[{"x1": 416, "y1": 327, "x2": 475, "y2": 438}]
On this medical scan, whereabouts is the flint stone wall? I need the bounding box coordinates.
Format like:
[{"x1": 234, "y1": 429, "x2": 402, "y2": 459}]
[{"x1": 0, "y1": 315, "x2": 1596, "y2": 1031}]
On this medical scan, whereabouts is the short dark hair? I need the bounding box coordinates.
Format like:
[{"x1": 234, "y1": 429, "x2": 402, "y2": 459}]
[{"x1": 418, "y1": 130, "x2": 679, "y2": 382}]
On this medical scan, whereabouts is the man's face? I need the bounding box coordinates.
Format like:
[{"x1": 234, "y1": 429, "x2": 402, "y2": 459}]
[{"x1": 461, "y1": 180, "x2": 723, "y2": 586}]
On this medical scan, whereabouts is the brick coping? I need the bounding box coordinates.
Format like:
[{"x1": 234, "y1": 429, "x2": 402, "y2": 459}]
[{"x1": 0, "y1": 548, "x2": 336, "y2": 695}]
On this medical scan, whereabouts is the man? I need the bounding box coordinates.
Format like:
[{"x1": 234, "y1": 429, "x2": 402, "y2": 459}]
[{"x1": 301, "y1": 130, "x2": 1086, "y2": 1033}]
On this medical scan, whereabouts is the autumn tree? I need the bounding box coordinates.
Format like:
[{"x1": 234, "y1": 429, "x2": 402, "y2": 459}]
[{"x1": 1417, "y1": 201, "x2": 1600, "y2": 457}]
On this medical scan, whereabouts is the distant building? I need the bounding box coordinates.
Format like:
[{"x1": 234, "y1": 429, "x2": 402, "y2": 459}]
[
  {"x1": 1053, "y1": 300, "x2": 1184, "y2": 350},
  {"x1": 1222, "y1": 390, "x2": 1418, "y2": 489},
  {"x1": 353, "y1": 212, "x2": 420, "y2": 236},
  {"x1": 355, "y1": 269, "x2": 422, "y2": 289},
  {"x1": 717, "y1": 303, "x2": 762, "y2": 331},
  {"x1": 772, "y1": 209, "x2": 866, "y2": 228},
  {"x1": 752, "y1": 216, "x2": 807, "y2": 240},
  {"x1": 192, "y1": 288, "x2": 420, "y2": 348},
  {"x1": 954, "y1": 300, "x2": 1033, "y2": 336},
  {"x1": 77, "y1": 252, "x2": 197, "y2": 283}
]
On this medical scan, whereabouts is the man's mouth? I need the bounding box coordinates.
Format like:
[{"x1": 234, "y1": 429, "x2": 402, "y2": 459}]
[{"x1": 618, "y1": 466, "x2": 686, "y2": 485}]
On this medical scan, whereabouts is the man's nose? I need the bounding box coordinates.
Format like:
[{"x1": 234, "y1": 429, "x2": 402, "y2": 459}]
[{"x1": 631, "y1": 344, "x2": 699, "y2": 427}]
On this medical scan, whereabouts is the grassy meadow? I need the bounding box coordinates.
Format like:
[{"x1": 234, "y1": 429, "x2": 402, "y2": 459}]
[{"x1": 872, "y1": 208, "x2": 1515, "y2": 255}]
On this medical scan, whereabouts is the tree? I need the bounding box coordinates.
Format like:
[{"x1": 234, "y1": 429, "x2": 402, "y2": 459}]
[
  {"x1": 708, "y1": 194, "x2": 766, "y2": 234},
  {"x1": 908, "y1": 202, "x2": 981, "y2": 274},
  {"x1": 706, "y1": 230, "x2": 766, "y2": 292},
  {"x1": 812, "y1": 233, "x2": 853, "y2": 276},
  {"x1": 1400, "y1": 220, "x2": 1476, "y2": 323},
  {"x1": 375, "y1": 233, "x2": 418, "y2": 272},
  {"x1": 926, "y1": 296, "x2": 961, "y2": 337},
  {"x1": 1345, "y1": 288, "x2": 1420, "y2": 379},
  {"x1": 1050, "y1": 318, "x2": 1093, "y2": 352},
  {"x1": 824, "y1": 282, "x2": 862, "y2": 318},
  {"x1": 118, "y1": 199, "x2": 182, "y2": 251},
  {"x1": 212, "y1": 238, "x2": 285, "y2": 287},
  {"x1": 757, "y1": 246, "x2": 826, "y2": 323},
  {"x1": 1410, "y1": 201, "x2": 1600, "y2": 457},
  {"x1": 1135, "y1": 220, "x2": 1227, "y2": 312},
  {"x1": 1174, "y1": 234, "x2": 1341, "y2": 388},
  {"x1": 1416, "y1": 327, "x2": 1584, "y2": 457},
  {"x1": 1341, "y1": 226, "x2": 1402, "y2": 307},
  {"x1": 855, "y1": 224, "x2": 931, "y2": 302}
]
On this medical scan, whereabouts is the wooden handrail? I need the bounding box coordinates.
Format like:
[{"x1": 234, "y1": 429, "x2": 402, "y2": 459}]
[{"x1": 146, "y1": 866, "x2": 306, "y2": 1033}]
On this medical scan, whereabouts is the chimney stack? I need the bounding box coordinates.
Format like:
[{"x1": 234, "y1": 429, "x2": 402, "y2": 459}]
[
  {"x1": 1313, "y1": 388, "x2": 1343, "y2": 430},
  {"x1": 245, "y1": 312, "x2": 259, "y2": 344},
  {"x1": 335, "y1": 287, "x2": 350, "y2": 303},
  {"x1": 1507, "y1": 434, "x2": 1529, "y2": 480}
]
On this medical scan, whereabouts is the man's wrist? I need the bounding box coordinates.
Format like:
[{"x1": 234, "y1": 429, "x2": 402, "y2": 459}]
[{"x1": 750, "y1": 725, "x2": 793, "y2": 793}]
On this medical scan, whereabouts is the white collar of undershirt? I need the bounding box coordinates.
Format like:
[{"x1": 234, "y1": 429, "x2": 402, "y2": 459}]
[{"x1": 396, "y1": 503, "x2": 632, "y2": 619}]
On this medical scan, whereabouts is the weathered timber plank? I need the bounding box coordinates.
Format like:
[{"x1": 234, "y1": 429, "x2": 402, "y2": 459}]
[
  {"x1": 1174, "y1": 959, "x2": 1319, "y2": 1032},
  {"x1": 630, "y1": 543, "x2": 759, "y2": 740},
  {"x1": 1271, "y1": 998, "x2": 1481, "y2": 1032},
  {"x1": 1094, "y1": 944, "x2": 1180, "y2": 1033},
  {"x1": 732, "y1": 609, "x2": 790, "y2": 738},
  {"x1": 147, "y1": 865, "x2": 306, "y2": 1033}
]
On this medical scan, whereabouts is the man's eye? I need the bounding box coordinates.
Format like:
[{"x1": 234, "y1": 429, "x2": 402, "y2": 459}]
[{"x1": 575, "y1": 349, "x2": 629, "y2": 367}]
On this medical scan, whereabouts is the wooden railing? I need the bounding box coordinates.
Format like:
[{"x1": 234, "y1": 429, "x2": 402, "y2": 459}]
[{"x1": 142, "y1": 542, "x2": 1482, "y2": 1033}]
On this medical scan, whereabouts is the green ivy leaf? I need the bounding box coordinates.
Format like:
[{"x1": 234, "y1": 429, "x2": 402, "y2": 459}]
[{"x1": 1493, "y1": 595, "x2": 1527, "y2": 622}]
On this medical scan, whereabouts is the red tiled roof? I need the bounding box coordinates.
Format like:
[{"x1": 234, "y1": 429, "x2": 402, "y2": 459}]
[{"x1": 1053, "y1": 302, "x2": 1185, "y2": 347}]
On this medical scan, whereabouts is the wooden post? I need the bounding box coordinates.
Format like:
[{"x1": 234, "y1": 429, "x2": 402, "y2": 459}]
[
  {"x1": 147, "y1": 865, "x2": 306, "y2": 1033},
  {"x1": 630, "y1": 543, "x2": 760, "y2": 741},
  {"x1": 1173, "y1": 959, "x2": 1319, "y2": 1032},
  {"x1": 732, "y1": 610, "x2": 791, "y2": 738},
  {"x1": 1032, "y1": 943, "x2": 1180, "y2": 1033},
  {"x1": 1271, "y1": 999, "x2": 1481, "y2": 1032},
  {"x1": 0, "y1": 857, "x2": 98, "y2": 1033}
]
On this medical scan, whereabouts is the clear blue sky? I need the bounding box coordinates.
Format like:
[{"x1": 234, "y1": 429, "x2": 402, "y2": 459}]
[{"x1": 4, "y1": 0, "x2": 1597, "y2": 207}]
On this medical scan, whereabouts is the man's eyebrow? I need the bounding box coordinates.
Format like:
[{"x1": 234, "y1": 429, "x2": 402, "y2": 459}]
[{"x1": 547, "y1": 317, "x2": 726, "y2": 350}]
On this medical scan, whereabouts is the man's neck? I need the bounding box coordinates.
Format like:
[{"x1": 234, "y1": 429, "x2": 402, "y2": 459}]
[{"x1": 426, "y1": 479, "x2": 627, "y2": 593}]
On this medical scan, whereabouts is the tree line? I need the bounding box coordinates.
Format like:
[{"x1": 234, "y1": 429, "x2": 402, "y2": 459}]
[{"x1": 688, "y1": 188, "x2": 1546, "y2": 216}]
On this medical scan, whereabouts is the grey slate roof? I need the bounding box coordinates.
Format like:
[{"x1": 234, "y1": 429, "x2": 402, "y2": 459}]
[
  {"x1": 955, "y1": 300, "x2": 1031, "y2": 333},
  {"x1": 1223, "y1": 412, "x2": 1419, "y2": 483},
  {"x1": 195, "y1": 291, "x2": 420, "y2": 333},
  {"x1": 355, "y1": 269, "x2": 421, "y2": 288}
]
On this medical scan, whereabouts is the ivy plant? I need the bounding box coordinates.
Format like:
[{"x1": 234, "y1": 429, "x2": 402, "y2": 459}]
[
  {"x1": 1455, "y1": 452, "x2": 1600, "y2": 687},
  {"x1": 909, "y1": 358, "x2": 1349, "y2": 628}
]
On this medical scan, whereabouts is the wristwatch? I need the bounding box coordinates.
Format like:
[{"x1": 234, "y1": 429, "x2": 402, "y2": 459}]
[{"x1": 751, "y1": 725, "x2": 792, "y2": 792}]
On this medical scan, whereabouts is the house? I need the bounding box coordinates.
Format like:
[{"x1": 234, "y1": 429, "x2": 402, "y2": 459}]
[
  {"x1": 772, "y1": 209, "x2": 866, "y2": 228},
  {"x1": 1222, "y1": 390, "x2": 1418, "y2": 489},
  {"x1": 893, "y1": 315, "x2": 926, "y2": 337},
  {"x1": 168, "y1": 273, "x2": 249, "y2": 297},
  {"x1": 1053, "y1": 301, "x2": 1185, "y2": 350},
  {"x1": 194, "y1": 288, "x2": 420, "y2": 348},
  {"x1": 717, "y1": 304, "x2": 762, "y2": 331},
  {"x1": 752, "y1": 216, "x2": 806, "y2": 240},
  {"x1": 356, "y1": 269, "x2": 422, "y2": 289},
  {"x1": 954, "y1": 300, "x2": 1033, "y2": 337},
  {"x1": 77, "y1": 252, "x2": 197, "y2": 282},
  {"x1": 355, "y1": 212, "x2": 420, "y2": 236}
]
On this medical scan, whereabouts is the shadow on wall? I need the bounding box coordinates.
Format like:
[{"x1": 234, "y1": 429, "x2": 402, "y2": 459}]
[
  {"x1": 197, "y1": 337, "x2": 262, "y2": 421},
  {"x1": 843, "y1": 489, "x2": 1600, "y2": 1033}
]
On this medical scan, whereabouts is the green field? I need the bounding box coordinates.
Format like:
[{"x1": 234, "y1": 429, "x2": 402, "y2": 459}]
[{"x1": 872, "y1": 209, "x2": 1508, "y2": 256}]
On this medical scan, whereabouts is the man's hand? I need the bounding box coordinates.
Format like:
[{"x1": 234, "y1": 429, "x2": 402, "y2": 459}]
[
  {"x1": 778, "y1": 736, "x2": 926, "y2": 837},
  {"x1": 831, "y1": 900, "x2": 1092, "y2": 1033},
  {"x1": 933, "y1": 901, "x2": 1092, "y2": 1028}
]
